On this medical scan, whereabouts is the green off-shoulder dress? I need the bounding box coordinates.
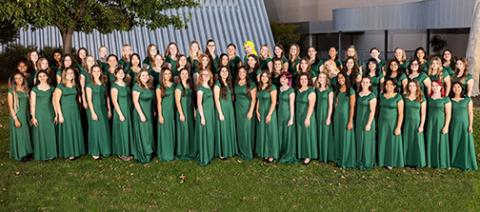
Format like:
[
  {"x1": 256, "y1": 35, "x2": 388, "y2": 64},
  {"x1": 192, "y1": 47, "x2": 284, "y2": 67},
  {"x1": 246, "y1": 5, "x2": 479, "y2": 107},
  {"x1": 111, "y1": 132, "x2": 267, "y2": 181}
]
[
  {"x1": 156, "y1": 84, "x2": 176, "y2": 161},
  {"x1": 31, "y1": 86, "x2": 57, "y2": 160},
  {"x1": 449, "y1": 97, "x2": 477, "y2": 170},
  {"x1": 9, "y1": 89, "x2": 32, "y2": 161},
  {"x1": 255, "y1": 85, "x2": 279, "y2": 159},
  {"x1": 131, "y1": 84, "x2": 154, "y2": 163},
  {"x1": 278, "y1": 87, "x2": 296, "y2": 163},
  {"x1": 378, "y1": 93, "x2": 404, "y2": 168}
]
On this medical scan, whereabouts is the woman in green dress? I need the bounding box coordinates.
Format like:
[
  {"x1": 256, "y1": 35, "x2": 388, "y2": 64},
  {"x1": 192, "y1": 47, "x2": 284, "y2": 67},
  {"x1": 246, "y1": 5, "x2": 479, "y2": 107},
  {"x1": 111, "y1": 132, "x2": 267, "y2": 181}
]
[
  {"x1": 214, "y1": 66, "x2": 238, "y2": 159},
  {"x1": 156, "y1": 68, "x2": 176, "y2": 161},
  {"x1": 143, "y1": 44, "x2": 158, "y2": 68},
  {"x1": 259, "y1": 45, "x2": 273, "y2": 72},
  {"x1": 278, "y1": 72, "x2": 296, "y2": 163},
  {"x1": 403, "y1": 80, "x2": 427, "y2": 168},
  {"x1": 234, "y1": 67, "x2": 257, "y2": 160},
  {"x1": 132, "y1": 70, "x2": 155, "y2": 163},
  {"x1": 195, "y1": 69, "x2": 216, "y2": 165},
  {"x1": 315, "y1": 72, "x2": 334, "y2": 163},
  {"x1": 365, "y1": 58, "x2": 383, "y2": 96},
  {"x1": 273, "y1": 44, "x2": 289, "y2": 73},
  {"x1": 127, "y1": 54, "x2": 142, "y2": 86},
  {"x1": 383, "y1": 59, "x2": 408, "y2": 94},
  {"x1": 175, "y1": 68, "x2": 195, "y2": 160},
  {"x1": 119, "y1": 44, "x2": 132, "y2": 69},
  {"x1": 407, "y1": 59, "x2": 431, "y2": 95},
  {"x1": 188, "y1": 41, "x2": 201, "y2": 75},
  {"x1": 205, "y1": 39, "x2": 219, "y2": 72},
  {"x1": 428, "y1": 57, "x2": 451, "y2": 97},
  {"x1": 148, "y1": 54, "x2": 164, "y2": 88},
  {"x1": 295, "y1": 72, "x2": 318, "y2": 165},
  {"x1": 452, "y1": 58, "x2": 474, "y2": 97},
  {"x1": 8, "y1": 73, "x2": 32, "y2": 161},
  {"x1": 426, "y1": 80, "x2": 451, "y2": 168},
  {"x1": 176, "y1": 55, "x2": 189, "y2": 81},
  {"x1": 55, "y1": 55, "x2": 73, "y2": 85},
  {"x1": 30, "y1": 70, "x2": 57, "y2": 160},
  {"x1": 245, "y1": 54, "x2": 261, "y2": 83},
  {"x1": 342, "y1": 57, "x2": 362, "y2": 92},
  {"x1": 307, "y1": 47, "x2": 323, "y2": 79},
  {"x1": 355, "y1": 77, "x2": 377, "y2": 169},
  {"x1": 255, "y1": 70, "x2": 279, "y2": 162},
  {"x1": 288, "y1": 44, "x2": 301, "y2": 76},
  {"x1": 333, "y1": 72, "x2": 356, "y2": 168},
  {"x1": 165, "y1": 42, "x2": 180, "y2": 77},
  {"x1": 54, "y1": 68, "x2": 85, "y2": 160},
  {"x1": 79, "y1": 56, "x2": 96, "y2": 110},
  {"x1": 226, "y1": 43, "x2": 242, "y2": 80},
  {"x1": 378, "y1": 78, "x2": 405, "y2": 169},
  {"x1": 105, "y1": 54, "x2": 119, "y2": 84},
  {"x1": 111, "y1": 67, "x2": 133, "y2": 161},
  {"x1": 86, "y1": 65, "x2": 112, "y2": 159},
  {"x1": 449, "y1": 82, "x2": 478, "y2": 171},
  {"x1": 414, "y1": 47, "x2": 429, "y2": 73}
]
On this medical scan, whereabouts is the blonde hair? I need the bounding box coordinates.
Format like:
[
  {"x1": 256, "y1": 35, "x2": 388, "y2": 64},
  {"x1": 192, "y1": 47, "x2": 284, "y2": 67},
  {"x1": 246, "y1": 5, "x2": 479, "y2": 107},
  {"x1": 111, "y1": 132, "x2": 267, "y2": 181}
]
[
  {"x1": 61, "y1": 68, "x2": 77, "y2": 87},
  {"x1": 243, "y1": 40, "x2": 258, "y2": 56},
  {"x1": 428, "y1": 56, "x2": 443, "y2": 78}
]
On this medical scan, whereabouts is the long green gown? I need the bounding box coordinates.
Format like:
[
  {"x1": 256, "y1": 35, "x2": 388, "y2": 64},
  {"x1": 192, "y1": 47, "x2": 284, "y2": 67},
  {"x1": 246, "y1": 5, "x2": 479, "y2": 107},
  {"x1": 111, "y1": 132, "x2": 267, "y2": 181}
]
[
  {"x1": 426, "y1": 97, "x2": 450, "y2": 168},
  {"x1": 156, "y1": 84, "x2": 176, "y2": 161},
  {"x1": 111, "y1": 83, "x2": 133, "y2": 157},
  {"x1": 278, "y1": 87, "x2": 296, "y2": 163},
  {"x1": 8, "y1": 89, "x2": 32, "y2": 160},
  {"x1": 403, "y1": 96, "x2": 426, "y2": 168},
  {"x1": 449, "y1": 97, "x2": 477, "y2": 170},
  {"x1": 214, "y1": 81, "x2": 238, "y2": 158},
  {"x1": 86, "y1": 83, "x2": 111, "y2": 157},
  {"x1": 234, "y1": 81, "x2": 256, "y2": 160},
  {"x1": 333, "y1": 88, "x2": 356, "y2": 168},
  {"x1": 316, "y1": 87, "x2": 334, "y2": 163},
  {"x1": 31, "y1": 86, "x2": 57, "y2": 160},
  {"x1": 195, "y1": 85, "x2": 216, "y2": 165},
  {"x1": 255, "y1": 84, "x2": 279, "y2": 159},
  {"x1": 131, "y1": 84, "x2": 154, "y2": 163},
  {"x1": 166, "y1": 56, "x2": 179, "y2": 77},
  {"x1": 366, "y1": 72, "x2": 383, "y2": 96},
  {"x1": 175, "y1": 83, "x2": 195, "y2": 159},
  {"x1": 295, "y1": 87, "x2": 318, "y2": 160},
  {"x1": 57, "y1": 84, "x2": 85, "y2": 158},
  {"x1": 378, "y1": 93, "x2": 404, "y2": 168},
  {"x1": 355, "y1": 92, "x2": 377, "y2": 169}
]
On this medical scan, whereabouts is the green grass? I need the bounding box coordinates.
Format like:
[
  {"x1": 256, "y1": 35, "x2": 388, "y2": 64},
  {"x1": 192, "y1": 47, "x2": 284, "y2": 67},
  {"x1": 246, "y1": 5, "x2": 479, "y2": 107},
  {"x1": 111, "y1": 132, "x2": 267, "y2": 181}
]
[{"x1": 0, "y1": 85, "x2": 479, "y2": 211}]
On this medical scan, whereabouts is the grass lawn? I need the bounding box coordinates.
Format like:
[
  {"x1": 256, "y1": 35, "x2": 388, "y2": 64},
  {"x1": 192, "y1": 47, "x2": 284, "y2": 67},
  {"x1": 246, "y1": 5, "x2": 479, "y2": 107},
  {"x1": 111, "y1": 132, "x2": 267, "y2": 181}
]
[{"x1": 0, "y1": 85, "x2": 479, "y2": 211}]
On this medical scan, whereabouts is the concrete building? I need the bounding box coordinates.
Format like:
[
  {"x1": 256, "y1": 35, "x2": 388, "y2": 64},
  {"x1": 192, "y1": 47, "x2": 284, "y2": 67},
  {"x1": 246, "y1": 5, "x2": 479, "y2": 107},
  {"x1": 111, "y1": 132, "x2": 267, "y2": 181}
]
[{"x1": 264, "y1": 0, "x2": 475, "y2": 61}]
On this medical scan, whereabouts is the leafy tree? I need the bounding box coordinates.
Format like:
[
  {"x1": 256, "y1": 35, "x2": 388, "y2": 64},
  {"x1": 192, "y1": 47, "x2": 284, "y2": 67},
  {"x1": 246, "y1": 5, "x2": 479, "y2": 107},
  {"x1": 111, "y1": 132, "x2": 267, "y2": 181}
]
[
  {"x1": 0, "y1": 21, "x2": 18, "y2": 44},
  {"x1": 270, "y1": 21, "x2": 301, "y2": 48},
  {"x1": 0, "y1": 0, "x2": 200, "y2": 54}
]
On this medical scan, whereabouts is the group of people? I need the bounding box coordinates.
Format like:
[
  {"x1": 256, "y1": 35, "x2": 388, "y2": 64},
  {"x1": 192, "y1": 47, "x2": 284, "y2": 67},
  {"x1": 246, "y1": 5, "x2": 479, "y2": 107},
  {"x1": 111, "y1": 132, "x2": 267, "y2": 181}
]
[{"x1": 7, "y1": 39, "x2": 478, "y2": 170}]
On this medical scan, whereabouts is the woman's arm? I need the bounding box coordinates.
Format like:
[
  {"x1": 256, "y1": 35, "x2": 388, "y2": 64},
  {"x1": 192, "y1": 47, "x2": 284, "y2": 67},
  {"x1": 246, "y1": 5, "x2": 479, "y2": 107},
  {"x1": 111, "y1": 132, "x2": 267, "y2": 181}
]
[
  {"x1": 424, "y1": 78, "x2": 432, "y2": 96},
  {"x1": 347, "y1": 93, "x2": 356, "y2": 130},
  {"x1": 86, "y1": 87, "x2": 97, "y2": 121},
  {"x1": 110, "y1": 88, "x2": 125, "y2": 121},
  {"x1": 156, "y1": 88, "x2": 164, "y2": 124},
  {"x1": 247, "y1": 88, "x2": 257, "y2": 120},
  {"x1": 288, "y1": 92, "x2": 295, "y2": 126},
  {"x1": 444, "y1": 76, "x2": 452, "y2": 97},
  {"x1": 442, "y1": 101, "x2": 452, "y2": 134},
  {"x1": 266, "y1": 89, "x2": 277, "y2": 123},
  {"x1": 326, "y1": 91, "x2": 334, "y2": 125},
  {"x1": 305, "y1": 91, "x2": 316, "y2": 127},
  {"x1": 365, "y1": 98, "x2": 377, "y2": 131},
  {"x1": 132, "y1": 91, "x2": 146, "y2": 122},
  {"x1": 468, "y1": 100, "x2": 474, "y2": 133},
  {"x1": 80, "y1": 75, "x2": 88, "y2": 109},
  {"x1": 53, "y1": 88, "x2": 64, "y2": 123},
  {"x1": 30, "y1": 90, "x2": 38, "y2": 126},
  {"x1": 213, "y1": 85, "x2": 224, "y2": 121},
  {"x1": 196, "y1": 90, "x2": 205, "y2": 125},
  {"x1": 419, "y1": 101, "x2": 427, "y2": 132},
  {"x1": 395, "y1": 99, "x2": 404, "y2": 135},
  {"x1": 175, "y1": 88, "x2": 185, "y2": 122}
]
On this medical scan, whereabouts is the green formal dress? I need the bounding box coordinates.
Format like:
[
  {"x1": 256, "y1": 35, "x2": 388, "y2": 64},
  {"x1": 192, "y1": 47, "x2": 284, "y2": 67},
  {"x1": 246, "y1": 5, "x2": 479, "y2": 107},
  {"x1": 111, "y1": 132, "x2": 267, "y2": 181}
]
[
  {"x1": 378, "y1": 93, "x2": 404, "y2": 168},
  {"x1": 214, "y1": 81, "x2": 238, "y2": 158},
  {"x1": 408, "y1": 72, "x2": 429, "y2": 95},
  {"x1": 426, "y1": 97, "x2": 450, "y2": 168},
  {"x1": 8, "y1": 89, "x2": 32, "y2": 161},
  {"x1": 449, "y1": 97, "x2": 477, "y2": 170},
  {"x1": 156, "y1": 84, "x2": 176, "y2": 161},
  {"x1": 355, "y1": 92, "x2": 377, "y2": 169},
  {"x1": 166, "y1": 56, "x2": 178, "y2": 77},
  {"x1": 228, "y1": 56, "x2": 242, "y2": 80},
  {"x1": 278, "y1": 87, "x2": 296, "y2": 163},
  {"x1": 87, "y1": 83, "x2": 111, "y2": 157},
  {"x1": 295, "y1": 87, "x2": 318, "y2": 160},
  {"x1": 259, "y1": 57, "x2": 272, "y2": 71},
  {"x1": 31, "y1": 86, "x2": 57, "y2": 160},
  {"x1": 333, "y1": 88, "x2": 356, "y2": 168},
  {"x1": 451, "y1": 73, "x2": 473, "y2": 95},
  {"x1": 148, "y1": 68, "x2": 161, "y2": 88},
  {"x1": 111, "y1": 83, "x2": 133, "y2": 157},
  {"x1": 255, "y1": 84, "x2": 279, "y2": 159},
  {"x1": 234, "y1": 81, "x2": 256, "y2": 160},
  {"x1": 366, "y1": 72, "x2": 383, "y2": 96},
  {"x1": 175, "y1": 83, "x2": 195, "y2": 160},
  {"x1": 80, "y1": 67, "x2": 92, "y2": 85},
  {"x1": 187, "y1": 57, "x2": 200, "y2": 75},
  {"x1": 195, "y1": 85, "x2": 216, "y2": 165},
  {"x1": 131, "y1": 84, "x2": 154, "y2": 163},
  {"x1": 57, "y1": 84, "x2": 85, "y2": 158},
  {"x1": 403, "y1": 96, "x2": 426, "y2": 168},
  {"x1": 316, "y1": 87, "x2": 334, "y2": 163}
]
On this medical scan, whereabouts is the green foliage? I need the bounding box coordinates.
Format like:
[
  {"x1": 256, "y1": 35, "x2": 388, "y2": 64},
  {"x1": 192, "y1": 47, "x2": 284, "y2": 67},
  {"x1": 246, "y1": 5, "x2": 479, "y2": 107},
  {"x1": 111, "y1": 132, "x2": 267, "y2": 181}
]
[
  {"x1": 270, "y1": 21, "x2": 301, "y2": 48},
  {"x1": 0, "y1": 21, "x2": 18, "y2": 44},
  {"x1": 430, "y1": 35, "x2": 447, "y2": 54},
  {"x1": 0, "y1": 44, "x2": 36, "y2": 80}
]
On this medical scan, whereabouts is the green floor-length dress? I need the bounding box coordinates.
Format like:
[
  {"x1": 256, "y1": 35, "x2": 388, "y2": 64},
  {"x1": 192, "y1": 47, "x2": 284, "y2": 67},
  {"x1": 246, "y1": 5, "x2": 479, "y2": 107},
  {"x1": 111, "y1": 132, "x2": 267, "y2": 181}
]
[
  {"x1": 31, "y1": 86, "x2": 57, "y2": 160},
  {"x1": 278, "y1": 87, "x2": 296, "y2": 163},
  {"x1": 87, "y1": 83, "x2": 111, "y2": 157},
  {"x1": 111, "y1": 83, "x2": 133, "y2": 157},
  {"x1": 426, "y1": 97, "x2": 450, "y2": 168},
  {"x1": 355, "y1": 92, "x2": 377, "y2": 169},
  {"x1": 196, "y1": 85, "x2": 216, "y2": 165},
  {"x1": 403, "y1": 96, "x2": 426, "y2": 168},
  {"x1": 156, "y1": 84, "x2": 176, "y2": 161},
  {"x1": 378, "y1": 93, "x2": 404, "y2": 168},
  {"x1": 295, "y1": 87, "x2": 318, "y2": 160},
  {"x1": 57, "y1": 84, "x2": 85, "y2": 158},
  {"x1": 449, "y1": 97, "x2": 477, "y2": 170},
  {"x1": 175, "y1": 84, "x2": 195, "y2": 160},
  {"x1": 9, "y1": 89, "x2": 32, "y2": 161},
  {"x1": 131, "y1": 84, "x2": 154, "y2": 163},
  {"x1": 255, "y1": 84, "x2": 279, "y2": 159},
  {"x1": 214, "y1": 81, "x2": 238, "y2": 158},
  {"x1": 234, "y1": 81, "x2": 256, "y2": 160},
  {"x1": 333, "y1": 88, "x2": 356, "y2": 168},
  {"x1": 316, "y1": 87, "x2": 334, "y2": 163}
]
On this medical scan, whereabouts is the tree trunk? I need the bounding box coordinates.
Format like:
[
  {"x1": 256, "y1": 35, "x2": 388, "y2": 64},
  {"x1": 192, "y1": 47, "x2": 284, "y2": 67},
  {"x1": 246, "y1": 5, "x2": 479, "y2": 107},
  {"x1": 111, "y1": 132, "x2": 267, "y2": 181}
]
[
  {"x1": 61, "y1": 29, "x2": 74, "y2": 55},
  {"x1": 466, "y1": 0, "x2": 480, "y2": 96}
]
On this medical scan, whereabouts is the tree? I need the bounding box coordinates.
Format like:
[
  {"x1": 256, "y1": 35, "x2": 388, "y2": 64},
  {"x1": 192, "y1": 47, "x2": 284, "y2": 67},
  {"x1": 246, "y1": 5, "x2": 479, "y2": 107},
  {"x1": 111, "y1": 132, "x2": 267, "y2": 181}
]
[
  {"x1": 0, "y1": 21, "x2": 18, "y2": 44},
  {"x1": 0, "y1": 0, "x2": 200, "y2": 54},
  {"x1": 270, "y1": 21, "x2": 301, "y2": 48},
  {"x1": 466, "y1": 0, "x2": 480, "y2": 96}
]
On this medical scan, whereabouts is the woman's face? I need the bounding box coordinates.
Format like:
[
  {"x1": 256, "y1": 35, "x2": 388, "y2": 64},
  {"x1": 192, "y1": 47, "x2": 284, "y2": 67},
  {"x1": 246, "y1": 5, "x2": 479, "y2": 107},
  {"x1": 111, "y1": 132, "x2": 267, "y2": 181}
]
[
  {"x1": 308, "y1": 47, "x2": 316, "y2": 58},
  {"x1": 431, "y1": 59, "x2": 441, "y2": 69},
  {"x1": 131, "y1": 55, "x2": 140, "y2": 67},
  {"x1": 443, "y1": 51, "x2": 452, "y2": 61},
  {"x1": 155, "y1": 55, "x2": 164, "y2": 66},
  {"x1": 238, "y1": 68, "x2": 247, "y2": 80},
  {"x1": 191, "y1": 43, "x2": 199, "y2": 53},
  {"x1": 346, "y1": 48, "x2": 355, "y2": 57},
  {"x1": 64, "y1": 56, "x2": 72, "y2": 68},
  {"x1": 432, "y1": 81, "x2": 441, "y2": 94},
  {"x1": 99, "y1": 47, "x2": 108, "y2": 58},
  {"x1": 17, "y1": 62, "x2": 28, "y2": 73},
  {"x1": 370, "y1": 49, "x2": 379, "y2": 59},
  {"x1": 163, "y1": 70, "x2": 172, "y2": 81},
  {"x1": 452, "y1": 83, "x2": 462, "y2": 96},
  {"x1": 40, "y1": 59, "x2": 49, "y2": 70},
  {"x1": 148, "y1": 46, "x2": 157, "y2": 57},
  {"x1": 179, "y1": 56, "x2": 187, "y2": 66},
  {"x1": 140, "y1": 71, "x2": 150, "y2": 84},
  {"x1": 408, "y1": 82, "x2": 417, "y2": 94},
  {"x1": 280, "y1": 75, "x2": 289, "y2": 86},
  {"x1": 65, "y1": 69, "x2": 75, "y2": 81},
  {"x1": 361, "y1": 78, "x2": 371, "y2": 90},
  {"x1": 180, "y1": 69, "x2": 189, "y2": 81},
  {"x1": 107, "y1": 56, "x2": 118, "y2": 67},
  {"x1": 346, "y1": 59, "x2": 354, "y2": 70},
  {"x1": 274, "y1": 46, "x2": 282, "y2": 57},
  {"x1": 456, "y1": 60, "x2": 465, "y2": 71},
  {"x1": 201, "y1": 70, "x2": 211, "y2": 81},
  {"x1": 207, "y1": 41, "x2": 216, "y2": 53},
  {"x1": 337, "y1": 74, "x2": 345, "y2": 85},
  {"x1": 30, "y1": 51, "x2": 39, "y2": 62},
  {"x1": 368, "y1": 61, "x2": 377, "y2": 71},
  {"x1": 78, "y1": 49, "x2": 87, "y2": 59},
  {"x1": 14, "y1": 74, "x2": 24, "y2": 86},
  {"x1": 390, "y1": 61, "x2": 399, "y2": 72},
  {"x1": 260, "y1": 72, "x2": 269, "y2": 84},
  {"x1": 244, "y1": 44, "x2": 252, "y2": 53},
  {"x1": 37, "y1": 72, "x2": 48, "y2": 84},
  {"x1": 247, "y1": 56, "x2": 256, "y2": 68},
  {"x1": 260, "y1": 46, "x2": 269, "y2": 57},
  {"x1": 92, "y1": 67, "x2": 102, "y2": 79},
  {"x1": 53, "y1": 52, "x2": 62, "y2": 62},
  {"x1": 273, "y1": 61, "x2": 282, "y2": 72},
  {"x1": 410, "y1": 61, "x2": 419, "y2": 72},
  {"x1": 221, "y1": 55, "x2": 229, "y2": 66},
  {"x1": 86, "y1": 56, "x2": 96, "y2": 69},
  {"x1": 416, "y1": 49, "x2": 425, "y2": 59},
  {"x1": 300, "y1": 60, "x2": 308, "y2": 71},
  {"x1": 318, "y1": 73, "x2": 327, "y2": 86},
  {"x1": 289, "y1": 45, "x2": 298, "y2": 56},
  {"x1": 115, "y1": 69, "x2": 125, "y2": 81},
  {"x1": 169, "y1": 44, "x2": 178, "y2": 56},
  {"x1": 201, "y1": 56, "x2": 210, "y2": 66},
  {"x1": 220, "y1": 67, "x2": 229, "y2": 79},
  {"x1": 328, "y1": 48, "x2": 336, "y2": 58},
  {"x1": 385, "y1": 80, "x2": 395, "y2": 93},
  {"x1": 299, "y1": 75, "x2": 309, "y2": 87},
  {"x1": 227, "y1": 45, "x2": 236, "y2": 56},
  {"x1": 395, "y1": 49, "x2": 403, "y2": 60}
]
